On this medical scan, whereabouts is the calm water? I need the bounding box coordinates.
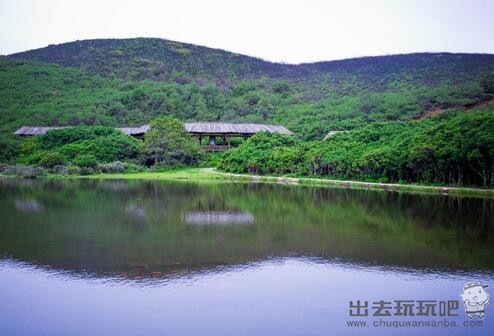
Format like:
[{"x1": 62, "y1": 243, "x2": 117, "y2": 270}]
[{"x1": 1, "y1": 179, "x2": 493, "y2": 335}]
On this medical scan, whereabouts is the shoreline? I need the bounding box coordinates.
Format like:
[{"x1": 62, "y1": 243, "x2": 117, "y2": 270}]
[{"x1": 70, "y1": 168, "x2": 494, "y2": 198}]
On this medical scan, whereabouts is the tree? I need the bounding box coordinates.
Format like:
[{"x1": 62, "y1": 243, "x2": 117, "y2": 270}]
[
  {"x1": 39, "y1": 151, "x2": 65, "y2": 168},
  {"x1": 0, "y1": 135, "x2": 21, "y2": 163},
  {"x1": 272, "y1": 81, "x2": 290, "y2": 95},
  {"x1": 480, "y1": 73, "x2": 494, "y2": 95},
  {"x1": 142, "y1": 117, "x2": 202, "y2": 166}
]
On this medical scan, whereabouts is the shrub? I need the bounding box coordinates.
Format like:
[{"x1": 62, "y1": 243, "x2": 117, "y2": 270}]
[
  {"x1": 201, "y1": 152, "x2": 224, "y2": 168},
  {"x1": 0, "y1": 135, "x2": 20, "y2": 163},
  {"x1": 88, "y1": 132, "x2": 142, "y2": 162},
  {"x1": 99, "y1": 161, "x2": 127, "y2": 173},
  {"x1": 98, "y1": 161, "x2": 143, "y2": 173},
  {"x1": 0, "y1": 164, "x2": 46, "y2": 178},
  {"x1": 219, "y1": 132, "x2": 300, "y2": 174},
  {"x1": 59, "y1": 142, "x2": 88, "y2": 160},
  {"x1": 29, "y1": 126, "x2": 143, "y2": 163},
  {"x1": 17, "y1": 150, "x2": 50, "y2": 165},
  {"x1": 74, "y1": 154, "x2": 98, "y2": 168},
  {"x1": 39, "y1": 151, "x2": 65, "y2": 168},
  {"x1": 49, "y1": 164, "x2": 81, "y2": 175},
  {"x1": 63, "y1": 165, "x2": 82, "y2": 175},
  {"x1": 40, "y1": 126, "x2": 115, "y2": 148},
  {"x1": 79, "y1": 167, "x2": 96, "y2": 175}
]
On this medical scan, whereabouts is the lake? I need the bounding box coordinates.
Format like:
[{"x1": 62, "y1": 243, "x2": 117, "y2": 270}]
[{"x1": 1, "y1": 179, "x2": 493, "y2": 335}]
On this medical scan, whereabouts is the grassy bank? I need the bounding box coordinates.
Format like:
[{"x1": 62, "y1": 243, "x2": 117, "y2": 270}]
[
  {"x1": 71, "y1": 168, "x2": 494, "y2": 198},
  {"x1": 79, "y1": 168, "x2": 225, "y2": 182}
]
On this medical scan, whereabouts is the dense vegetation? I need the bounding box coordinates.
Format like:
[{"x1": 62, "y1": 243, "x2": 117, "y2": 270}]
[
  {"x1": 142, "y1": 117, "x2": 201, "y2": 166},
  {"x1": 220, "y1": 106, "x2": 494, "y2": 187},
  {"x1": 14, "y1": 126, "x2": 142, "y2": 172},
  {"x1": 1, "y1": 38, "x2": 494, "y2": 186},
  {"x1": 9, "y1": 38, "x2": 289, "y2": 83},
  {"x1": 10, "y1": 38, "x2": 494, "y2": 89},
  {"x1": 1, "y1": 53, "x2": 493, "y2": 144}
]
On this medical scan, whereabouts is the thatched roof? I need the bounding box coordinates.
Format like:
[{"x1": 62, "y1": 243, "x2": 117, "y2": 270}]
[
  {"x1": 116, "y1": 122, "x2": 293, "y2": 136},
  {"x1": 185, "y1": 122, "x2": 293, "y2": 135},
  {"x1": 14, "y1": 122, "x2": 293, "y2": 136},
  {"x1": 14, "y1": 126, "x2": 64, "y2": 135},
  {"x1": 117, "y1": 125, "x2": 150, "y2": 135}
]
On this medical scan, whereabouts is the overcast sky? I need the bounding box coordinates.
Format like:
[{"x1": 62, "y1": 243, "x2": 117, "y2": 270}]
[{"x1": 1, "y1": 0, "x2": 493, "y2": 63}]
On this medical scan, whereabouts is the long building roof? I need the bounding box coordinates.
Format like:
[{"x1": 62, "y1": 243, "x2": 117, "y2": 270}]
[
  {"x1": 185, "y1": 122, "x2": 292, "y2": 135},
  {"x1": 14, "y1": 122, "x2": 293, "y2": 136},
  {"x1": 117, "y1": 125, "x2": 150, "y2": 135},
  {"x1": 14, "y1": 126, "x2": 64, "y2": 135}
]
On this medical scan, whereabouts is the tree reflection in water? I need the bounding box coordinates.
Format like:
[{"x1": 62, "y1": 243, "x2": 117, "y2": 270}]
[{"x1": 0, "y1": 179, "x2": 493, "y2": 281}]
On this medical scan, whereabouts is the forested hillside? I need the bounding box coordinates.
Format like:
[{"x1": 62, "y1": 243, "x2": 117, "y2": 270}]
[
  {"x1": 10, "y1": 38, "x2": 295, "y2": 84},
  {"x1": 220, "y1": 106, "x2": 494, "y2": 186},
  {"x1": 2, "y1": 39, "x2": 494, "y2": 138},
  {"x1": 1, "y1": 38, "x2": 494, "y2": 186},
  {"x1": 10, "y1": 38, "x2": 494, "y2": 90}
]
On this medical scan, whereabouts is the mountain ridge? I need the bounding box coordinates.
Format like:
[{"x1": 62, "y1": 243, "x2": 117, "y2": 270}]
[
  {"x1": 9, "y1": 38, "x2": 494, "y2": 86},
  {"x1": 9, "y1": 37, "x2": 494, "y2": 66}
]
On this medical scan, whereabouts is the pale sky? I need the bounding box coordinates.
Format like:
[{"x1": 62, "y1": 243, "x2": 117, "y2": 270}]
[{"x1": 1, "y1": 0, "x2": 493, "y2": 63}]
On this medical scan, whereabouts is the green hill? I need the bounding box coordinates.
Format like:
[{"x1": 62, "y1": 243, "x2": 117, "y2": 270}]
[
  {"x1": 1, "y1": 38, "x2": 494, "y2": 180},
  {"x1": 10, "y1": 38, "x2": 494, "y2": 90},
  {"x1": 0, "y1": 38, "x2": 494, "y2": 186},
  {"x1": 9, "y1": 38, "x2": 296, "y2": 84},
  {"x1": 3, "y1": 39, "x2": 494, "y2": 137}
]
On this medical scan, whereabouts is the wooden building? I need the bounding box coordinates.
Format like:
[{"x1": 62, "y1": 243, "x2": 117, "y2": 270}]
[
  {"x1": 185, "y1": 122, "x2": 292, "y2": 152},
  {"x1": 14, "y1": 122, "x2": 293, "y2": 152}
]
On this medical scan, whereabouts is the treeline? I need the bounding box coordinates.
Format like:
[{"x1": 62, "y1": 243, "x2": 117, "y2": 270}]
[
  {"x1": 2, "y1": 108, "x2": 493, "y2": 187},
  {"x1": 219, "y1": 106, "x2": 494, "y2": 187}
]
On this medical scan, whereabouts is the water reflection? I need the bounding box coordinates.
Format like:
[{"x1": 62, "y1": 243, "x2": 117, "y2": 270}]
[
  {"x1": 14, "y1": 198, "x2": 43, "y2": 212},
  {"x1": 1, "y1": 179, "x2": 494, "y2": 336},
  {"x1": 0, "y1": 178, "x2": 493, "y2": 281},
  {"x1": 1, "y1": 256, "x2": 494, "y2": 336},
  {"x1": 184, "y1": 196, "x2": 255, "y2": 225},
  {"x1": 184, "y1": 211, "x2": 255, "y2": 225},
  {"x1": 126, "y1": 204, "x2": 146, "y2": 219}
]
